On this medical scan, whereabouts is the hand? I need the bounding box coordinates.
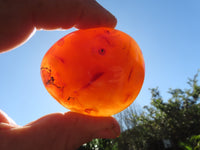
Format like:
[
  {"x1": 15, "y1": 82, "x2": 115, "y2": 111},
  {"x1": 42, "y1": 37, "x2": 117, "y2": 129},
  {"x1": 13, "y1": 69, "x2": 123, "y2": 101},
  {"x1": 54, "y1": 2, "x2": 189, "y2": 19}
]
[
  {"x1": 0, "y1": 0, "x2": 117, "y2": 52},
  {"x1": 0, "y1": 0, "x2": 120, "y2": 150},
  {"x1": 0, "y1": 110, "x2": 120, "y2": 150}
]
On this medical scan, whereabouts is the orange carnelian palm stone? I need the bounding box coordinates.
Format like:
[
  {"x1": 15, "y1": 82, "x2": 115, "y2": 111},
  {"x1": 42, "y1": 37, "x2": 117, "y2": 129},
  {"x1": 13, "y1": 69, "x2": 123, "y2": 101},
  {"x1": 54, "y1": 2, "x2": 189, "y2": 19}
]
[{"x1": 41, "y1": 27, "x2": 145, "y2": 116}]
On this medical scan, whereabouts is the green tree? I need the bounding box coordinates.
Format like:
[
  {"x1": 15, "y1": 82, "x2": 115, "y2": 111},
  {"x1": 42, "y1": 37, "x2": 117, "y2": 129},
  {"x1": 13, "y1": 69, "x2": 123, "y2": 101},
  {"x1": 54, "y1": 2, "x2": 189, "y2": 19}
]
[{"x1": 115, "y1": 71, "x2": 200, "y2": 150}]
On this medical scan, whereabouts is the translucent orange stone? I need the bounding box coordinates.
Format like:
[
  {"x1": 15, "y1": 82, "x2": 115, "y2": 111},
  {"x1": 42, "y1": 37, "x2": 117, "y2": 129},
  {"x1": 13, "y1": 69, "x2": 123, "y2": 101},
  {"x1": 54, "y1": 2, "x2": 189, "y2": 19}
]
[{"x1": 40, "y1": 27, "x2": 145, "y2": 116}]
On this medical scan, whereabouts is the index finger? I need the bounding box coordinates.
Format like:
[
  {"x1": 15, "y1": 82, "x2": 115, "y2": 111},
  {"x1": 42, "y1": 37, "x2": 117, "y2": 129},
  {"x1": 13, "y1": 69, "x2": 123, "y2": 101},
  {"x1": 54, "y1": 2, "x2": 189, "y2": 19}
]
[
  {"x1": 0, "y1": 0, "x2": 117, "y2": 52},
  {"x1": 31, "y1": 0, "x2": 117, "y2": 29}
]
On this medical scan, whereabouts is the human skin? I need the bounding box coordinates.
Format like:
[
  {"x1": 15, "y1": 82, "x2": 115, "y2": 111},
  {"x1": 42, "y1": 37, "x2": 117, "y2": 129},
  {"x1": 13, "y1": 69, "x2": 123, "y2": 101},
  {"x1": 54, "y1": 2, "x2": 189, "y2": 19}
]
[
  {"x1": 0, "y1": 0, "x2": 117, "y2": 52},
  {"x1": 0, "y1": 0, "x2": 120, "y2": 150}
]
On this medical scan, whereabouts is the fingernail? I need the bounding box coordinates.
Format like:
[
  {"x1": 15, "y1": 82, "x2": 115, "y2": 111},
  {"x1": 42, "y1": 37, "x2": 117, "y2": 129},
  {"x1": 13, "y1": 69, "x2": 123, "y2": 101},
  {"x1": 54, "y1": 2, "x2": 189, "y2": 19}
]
[
  {"x1": 110, "y1": 122, "x2": 121, "y2": 138},
  {"x1": 95, "y1": 123, "x2": 120, "y2": 139}
]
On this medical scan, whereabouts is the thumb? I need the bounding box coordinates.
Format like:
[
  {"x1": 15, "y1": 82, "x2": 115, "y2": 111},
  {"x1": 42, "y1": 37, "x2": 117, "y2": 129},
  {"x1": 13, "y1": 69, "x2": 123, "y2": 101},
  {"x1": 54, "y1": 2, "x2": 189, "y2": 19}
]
[
  {"x1": 64, "y1": 112, "x2": 120, "y2": 141},
  {"x1": 27, "y1": 112, "x2": 120, "y2": 150}
]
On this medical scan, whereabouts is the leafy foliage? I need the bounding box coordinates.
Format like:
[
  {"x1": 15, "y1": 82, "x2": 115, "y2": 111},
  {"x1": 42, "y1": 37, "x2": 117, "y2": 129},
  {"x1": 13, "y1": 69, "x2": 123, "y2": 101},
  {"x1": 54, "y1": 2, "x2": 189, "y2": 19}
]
[{"x1": 179, "y1": 134, "x2": 200, "y2": 150}]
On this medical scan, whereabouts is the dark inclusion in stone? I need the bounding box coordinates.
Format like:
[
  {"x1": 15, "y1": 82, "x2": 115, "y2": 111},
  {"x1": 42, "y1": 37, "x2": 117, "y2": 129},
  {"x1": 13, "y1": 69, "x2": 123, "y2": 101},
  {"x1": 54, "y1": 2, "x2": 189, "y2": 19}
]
[
  {"x1": 82, "y1": 72, "x2": 104, "y2": 89},
  {"x1": 98, "y1": 48, "x2": 106, "y2": 55}
]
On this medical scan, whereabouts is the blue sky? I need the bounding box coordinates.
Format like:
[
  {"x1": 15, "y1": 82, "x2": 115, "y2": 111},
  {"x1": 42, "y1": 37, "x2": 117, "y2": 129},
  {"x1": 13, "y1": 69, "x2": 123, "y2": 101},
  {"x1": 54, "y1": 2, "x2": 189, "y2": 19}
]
[{"x1": 0, "y1": 0, "x2": 200, "y2": 126}]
